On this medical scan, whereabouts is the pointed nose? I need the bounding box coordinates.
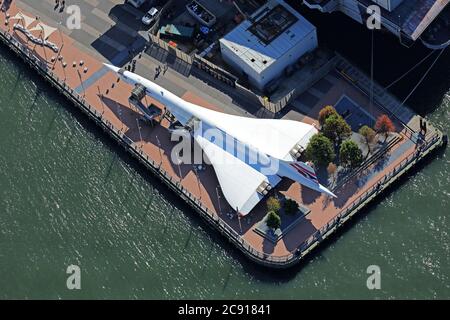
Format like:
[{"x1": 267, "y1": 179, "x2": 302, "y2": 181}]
[
  {"x1": 103, "y1": 63, "x2": 121, "y2": 74},
  {"x1": 321, "y1": 185, "x2": 337, "y2": 198}
]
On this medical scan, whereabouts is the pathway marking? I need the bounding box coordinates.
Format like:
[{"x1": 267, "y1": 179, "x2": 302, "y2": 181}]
[{"x1": 74, "y1": 37, "x2": 147, "y2": 94}]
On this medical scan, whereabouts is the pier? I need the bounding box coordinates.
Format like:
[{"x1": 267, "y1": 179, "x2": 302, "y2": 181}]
[{"x1": 0, "y1": 2, "x2": 445, "y2": 268}]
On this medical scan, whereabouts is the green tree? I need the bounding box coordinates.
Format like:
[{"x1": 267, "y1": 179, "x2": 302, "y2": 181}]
[
  {"x1": 305, "y1": 133, "x2": 336, "y2": 167},
  {"x1": 266, "y1": 211, "x2": 281, "y2": 230},
  {"x1": 340, "y1": 140, "x2": 363, "y2": 168},
  {"x1": 266, "y1": 196, "x2": 281, "y2": 213},
  {"x1": 322, "y1": 114, "x2": 352, "y2": 143},
  {"x1": 284, "y1": 199, "x2": 299, "y2": 215},
  {"x1": 359, "y1": 125, "x2": 376, "y2": 156},
  {"x1": 318, "y1": 105, "x2": 338, "y2": 126}
]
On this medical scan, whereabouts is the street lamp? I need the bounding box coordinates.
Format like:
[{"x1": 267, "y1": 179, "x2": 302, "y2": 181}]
[
  {"x1": 136, "y1": 118, "x2": 143, "y2": 144},
  {"x1": 173, "y1": 155, "x2": 182, "y2": 182},
  {"x1": 215, "y1": 186, "x2": 222, "y2": 216},
  {"x1": 39, "y1": 23, "x2": 48, "y2": 62},
  {"x1": 97, "y1": 85, "x2": 105, "y2": 114},
  {"x1": 155, "y1": 135, "x2": 163, "y2": 166},
  {"x1": 77, "y1": 69, "x2": 85, "y2": 96},
  {"x1": 237, "y1": 207, "x2": 242, "y2": 234},
  {"x1": 54, "y1": 21, "x2": 65, "y2": 68},
  {"x1": 193, "y1": 165, "x2": 202, "y2": 200},
  {"x1": 114, "y1": 100, "x2": 124, "y2": 131},
  {"x1": 60, "y1": 58, "x2": 67, "y2": 81},
  {"x1": 58, "y1": 20, "x2": 64, "y2": 46}
]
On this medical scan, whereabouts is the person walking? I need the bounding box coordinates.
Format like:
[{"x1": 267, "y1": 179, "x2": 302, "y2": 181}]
[{"x1": 59, "y1": 0, "x2": 65, "y2": 13}]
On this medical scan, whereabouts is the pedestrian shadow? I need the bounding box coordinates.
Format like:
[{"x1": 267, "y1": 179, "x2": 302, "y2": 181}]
[
  {"x1": 1, "y1": 0, "x2": 12, "y2": 11},
  {"x1": 53, "y1": 0, "x2": 65, "y2": 13},
  {"x1": 145, "y1": 44, "x2": 192, "y2": 77}
]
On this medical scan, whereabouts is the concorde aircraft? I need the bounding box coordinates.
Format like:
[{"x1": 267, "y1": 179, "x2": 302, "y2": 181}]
[{"x1": 104, "y1": 63, "x2": 336, "y2": 215}]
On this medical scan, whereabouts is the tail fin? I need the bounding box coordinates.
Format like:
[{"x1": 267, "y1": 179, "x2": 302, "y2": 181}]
[{"x1": 287, "y1": 161, "x2": 337, "y2": 198}]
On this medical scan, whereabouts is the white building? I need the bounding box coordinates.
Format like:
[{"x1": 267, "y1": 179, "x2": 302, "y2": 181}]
[{"x1": 219, "y1": 0, "x2": 318, "y2": 91}]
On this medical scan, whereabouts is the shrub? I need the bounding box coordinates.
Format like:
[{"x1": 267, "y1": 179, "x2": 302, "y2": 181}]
[
  {"x1": 266, "y1": 211, "x2": 281, "y2": 230},
  {"x1": 339, "y1": 140, "x2": 363, "y2": 168},
  {"x1": 359, "y1": 125, "x2": 376, "y2": 155},
  {"x1": 284, "y1": 199, "x2": 299, "y2": 215},
  {"x1": 322, "y1": 114, "x2": 352, "y2": 143},
  {"x1": 305, "y1": 133, "x2": 336, "y2": 167},
  {"x1": 318, "y1": 105, "x2": 338, "y2": 126},
  {"x1": 266, "y1": 196, "x2": 281, "y2": 213}
]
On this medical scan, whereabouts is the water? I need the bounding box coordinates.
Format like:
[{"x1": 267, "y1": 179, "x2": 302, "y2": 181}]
[{"x1": 0, "y1": 19, "x2": 449, "y2": 298}]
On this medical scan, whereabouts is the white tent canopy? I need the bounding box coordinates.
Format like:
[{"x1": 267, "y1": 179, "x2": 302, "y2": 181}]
[
  {"x1": 11, "y1": 13, "x2": 35, "y2": 28},
  {"x1": 29, "y1": 22, "x2": 57, "y2": 40}
]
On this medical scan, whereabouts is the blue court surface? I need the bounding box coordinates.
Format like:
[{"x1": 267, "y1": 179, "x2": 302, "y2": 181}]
[{"x1": 334, "y1": 95, "x2": 375, "y2": 131}]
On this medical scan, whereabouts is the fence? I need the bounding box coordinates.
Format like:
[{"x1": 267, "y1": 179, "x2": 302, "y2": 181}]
[
  {"x1": 148, "y1": 33, "x2": 193, "y2": 65},
  {"x1": 193, "y1": 53, "x2": 238, "y2": 88},
  {"x1": 0, "y1": 26, "x2": 444, "y2": 268},
  {"x1": 259, "y1": 54, "x2": 338, "y2": 113},
  {"x1": 148, "y1": 32, "x2": 340, "y2": 115}
]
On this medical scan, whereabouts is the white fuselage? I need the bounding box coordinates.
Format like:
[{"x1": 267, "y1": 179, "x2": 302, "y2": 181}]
[{"x1": 105, "y1": 64, "x2": 336, "y2": 198}]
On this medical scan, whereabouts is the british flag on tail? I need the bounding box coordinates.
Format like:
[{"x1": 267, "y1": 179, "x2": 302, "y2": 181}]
[
  {"x1": 289, "y1": 162, "x2": 319, "y2": 184},
  {"x1": 283, "y1": 160, "x2": 336, "y2": 198}
]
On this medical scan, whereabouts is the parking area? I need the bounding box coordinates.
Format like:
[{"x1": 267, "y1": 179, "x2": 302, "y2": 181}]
[{"x1": 154, "y1": 0, "x2": 239, "y2": 55}]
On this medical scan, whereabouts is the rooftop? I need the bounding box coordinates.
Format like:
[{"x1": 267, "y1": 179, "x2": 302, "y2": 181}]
[
  {"x1": 220, "y1": 0, "x2": 316, "y2": 73},
  {"x1": 248, "y1": 4, "x2": 298, "y2": 45}
]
